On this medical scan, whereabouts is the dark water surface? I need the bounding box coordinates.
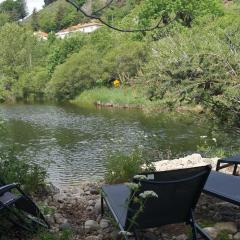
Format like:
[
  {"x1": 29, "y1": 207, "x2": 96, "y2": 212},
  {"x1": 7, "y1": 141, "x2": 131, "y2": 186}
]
[{"x1": 0, "y1": 103, "x2": 238, "y2": 187}]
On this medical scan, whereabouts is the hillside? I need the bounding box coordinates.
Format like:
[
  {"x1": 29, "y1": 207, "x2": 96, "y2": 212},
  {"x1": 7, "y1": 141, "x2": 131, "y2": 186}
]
[{"x1": 0, "y1": 0, "x2": 240, "y2": 127}]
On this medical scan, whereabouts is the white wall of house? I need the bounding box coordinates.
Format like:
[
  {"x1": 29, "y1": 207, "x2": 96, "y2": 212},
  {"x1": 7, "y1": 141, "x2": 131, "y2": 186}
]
[{"x1": 56, "y1": 25, "x2": 102, "y2": 39}]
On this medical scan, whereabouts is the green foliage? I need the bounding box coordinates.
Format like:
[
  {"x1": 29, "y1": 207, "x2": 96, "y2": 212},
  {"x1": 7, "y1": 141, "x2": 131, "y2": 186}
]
[
  {"x1": 47, "y1": 48, "x2": 102, "y2": 100},
  {"x1": 0, "y1": 147, "x2": 47, "y2": 194},
  {"x1": 217, "y1": 231, "x2": 231, "y2": 240},
  {"x1": 0, "y1": 0, "x2": 27, "y2": 21},
  {"x1": 138, "y1": 0, "x2": 223, "y2": 28},
  {"x1": 34, "y1": 229, "x2": 73, "y2": 240},
  {"x1": 0, "y1": 23, "x2": 36, "y2": 98},
  {"x1": 47, "y1": 34, "x2": 86, "y2": 74},
  {"x1": 27, "y1": 0, "x2": 85, "y2": 32},
  {"x1": 105, "y1": 149, "x2": 155, "y2": 184},
  {"x1": 0, "y1": 12, "x2": 11, "y2": 27},
  {"x1": 138, "y1": 13, "x2": 240, "y2": 126}
]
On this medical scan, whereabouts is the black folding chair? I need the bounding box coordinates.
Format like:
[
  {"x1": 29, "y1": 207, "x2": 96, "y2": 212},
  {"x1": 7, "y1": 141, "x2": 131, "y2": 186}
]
[
  {"x1": 101, "y1": 165, "x2": 212, "y2": 240},
  {"x1": 204, "y1": 171, "x2": 240, "y2": 206},
  {"x1": 216, "y1": 154, "x2": 240, "y2": 176},
  {"x1": 0, "y1": 179, "x2": 49, "y2": 233}
]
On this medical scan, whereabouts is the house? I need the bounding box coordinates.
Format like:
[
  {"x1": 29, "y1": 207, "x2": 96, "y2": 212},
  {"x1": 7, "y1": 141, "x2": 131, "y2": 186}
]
[
  {"x1": 34, "y1": 31, "x2": 48, "y2": 40},
  {"x1": 56, "y1": 21, "x2": 102, "y2": 39}
]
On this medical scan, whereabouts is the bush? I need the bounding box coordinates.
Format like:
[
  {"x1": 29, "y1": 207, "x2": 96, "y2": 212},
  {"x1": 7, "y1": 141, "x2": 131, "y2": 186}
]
[
  {"x1": 0, "y1": 147, "x2": 47, "y2": 194},
  {"x1": 105, "y1": 149, "x2": 155, "y2": 184},
  {"x1": 138, "y1": 14, "x2": 240, "y2": 126},
  {"x1": 47, "y1": 48, "x2": 103, "y2": 100}
]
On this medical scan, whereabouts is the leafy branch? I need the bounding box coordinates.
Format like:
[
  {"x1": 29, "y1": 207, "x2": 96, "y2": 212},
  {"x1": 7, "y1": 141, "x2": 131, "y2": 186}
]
[{"x1": 66, "y1": 0, "x2": 177, "y2": 32}]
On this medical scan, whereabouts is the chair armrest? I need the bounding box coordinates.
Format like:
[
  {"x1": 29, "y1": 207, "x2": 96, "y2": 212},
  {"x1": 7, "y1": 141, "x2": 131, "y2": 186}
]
[{"x1": 0, "y1": 183, "x2": 20, "y2": 195}]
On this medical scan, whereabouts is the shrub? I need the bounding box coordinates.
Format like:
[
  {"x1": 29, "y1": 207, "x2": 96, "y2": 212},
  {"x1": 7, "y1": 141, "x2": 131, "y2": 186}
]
[
  {"x1": 47, "y1": 48, "x2": 103, "y2": 100},
  {"x1": 105, "y1": 149, "x2": 155, "y2": 184},
  {"x1": 0, "y1": 147, "x2": 47, "y2": 194},
  {"x1": 138, "y1": 14, "x2": 240, "y2": 126}
]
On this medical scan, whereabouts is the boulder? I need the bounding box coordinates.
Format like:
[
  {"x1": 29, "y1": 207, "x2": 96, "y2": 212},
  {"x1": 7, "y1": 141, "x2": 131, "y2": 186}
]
[
  {"x1": 85, "y1": 220, "x2": 99, "y2": 232},
  {"x1": 202, "y1": 227, "x2": 219, "y2": 239},
  {"x1": 175, "y1": 234, "x2": 188, "y2": 240},
  {"x1": 215, "y1": 222, "x2": 238, "y2": 234},
  {"x1": 234, "y1": 232, "x2": 240, "y2": 240},
  {"x1": 99, "y1": 219, "x2": 109, "y2": 229},
  {"x1": 59, "y1": 220, "x2": 71, "y2": 231},
  {"x1": 94, "y1": 199, "x2": 102, "y2": 214}
]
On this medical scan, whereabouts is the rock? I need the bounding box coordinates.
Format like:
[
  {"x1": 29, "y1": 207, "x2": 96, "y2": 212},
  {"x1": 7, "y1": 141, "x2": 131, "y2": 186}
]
[
  {"x1": 54, "y1": 213, "x2": 67, "y2": 225},
  {"x1": 59, "y1": 220, "x2": 71, "y2": 231},
  {"x1": 94, "y1": 199, "x2": 102, "y2": 214},
  {"x1": 79, "y1": 188, "x2": 85, "y2": 195},
  {"x1": 175, "y1": 234, "x2": 188, "y2": 240},
  {"x1": 234, "y1": 232, "x2": 240, "y2": 240},
  {"x1": 90, "y1": 188, "x2": 99, "y2": 195},
  {"x1": 87, "y1": 206, "x2": 94, "y2": 213},
  {"x1": 53, "y1": 193, "x2": 65, "y2": 203},
  {"x1": 85, "y1": 220, "x2": 99, "y2": 232},
  {"x1": 85, "y1": 236, "x2": 100, "y2": 240},
  {"x1": 46, "y1": 183, "x2": 60, "y2": 195},
  {"x1": 99, "y1": 219, "x2": 109, "y2": 229},
  {"x1": 215, "y1": 222, "x2": 238, "y2": 234},
  {"x1": 88, "y1": 200, "x2": 94, "y2": 206},
  {"x1": 203, "y1": 227, "x2": 219, "y2": 239},
  {"x1": 45, "y1": 214, "x2": 55, "y2": 225}
]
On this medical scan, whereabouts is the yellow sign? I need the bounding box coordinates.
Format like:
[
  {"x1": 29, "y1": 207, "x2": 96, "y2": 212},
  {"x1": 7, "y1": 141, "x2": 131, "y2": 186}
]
[{"x1": 113, "y1": 79, "x2": 120, "y2": 88}]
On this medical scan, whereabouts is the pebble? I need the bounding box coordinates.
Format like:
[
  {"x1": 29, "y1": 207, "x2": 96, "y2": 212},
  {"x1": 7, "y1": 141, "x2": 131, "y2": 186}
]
[{"x1": 99, "y1": 219, "x2": 109, "y2": 229}]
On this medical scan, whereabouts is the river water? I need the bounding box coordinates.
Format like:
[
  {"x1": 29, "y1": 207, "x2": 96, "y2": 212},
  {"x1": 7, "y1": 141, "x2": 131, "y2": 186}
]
[{"x1": 0, "y1": 103, "x2": 238, "y2": 187}]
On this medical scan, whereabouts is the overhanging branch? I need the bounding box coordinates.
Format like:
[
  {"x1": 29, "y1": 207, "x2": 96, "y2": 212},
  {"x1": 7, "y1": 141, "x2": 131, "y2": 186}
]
[{"x1": 66, "y1": 0, "x2": 176, "y2": 32}]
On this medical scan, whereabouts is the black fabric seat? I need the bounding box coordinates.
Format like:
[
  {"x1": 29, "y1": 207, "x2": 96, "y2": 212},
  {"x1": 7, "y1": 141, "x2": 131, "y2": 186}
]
[
  {"x1": 204, "y1": 171, "x2": 240, "y2": 206},
  {"x1": 101, "y1": 166, "x2": 212, "y2": 240},
  {"x1": 102, "y1": 184, "x2": 130, "y2": 228},
  {"x1": 0, "y1": 180, "x2": 49, "y2": 233},
  {"x1": 0, "y1": 192, "x2": 22, "y2": 209}
]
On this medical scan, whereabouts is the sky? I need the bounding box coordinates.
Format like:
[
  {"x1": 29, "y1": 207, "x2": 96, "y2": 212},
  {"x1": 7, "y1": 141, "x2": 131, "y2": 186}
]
[{"x1": 0, "y1": 0, "x2": 44, "y2": 15}]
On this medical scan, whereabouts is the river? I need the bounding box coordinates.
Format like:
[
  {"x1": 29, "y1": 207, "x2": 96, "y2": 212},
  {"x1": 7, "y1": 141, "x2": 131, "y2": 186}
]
[{"x1": 0, "y1": 103, "x2": 238, "y2": 187}]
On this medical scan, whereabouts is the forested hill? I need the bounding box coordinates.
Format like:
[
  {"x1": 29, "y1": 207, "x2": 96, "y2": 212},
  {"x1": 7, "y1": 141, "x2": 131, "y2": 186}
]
[
  {"x1": 0, "y1": 0, "x2": 240, "y2": 127},
  {"x1": 25, "y1": 0, "x2": 133, "y2": 32}
]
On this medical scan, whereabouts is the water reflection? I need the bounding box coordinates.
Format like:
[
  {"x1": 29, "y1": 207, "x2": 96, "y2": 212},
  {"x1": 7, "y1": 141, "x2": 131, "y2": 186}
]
[{"x1": 0, "y1": 103, "x2": 238, "y2": 187}]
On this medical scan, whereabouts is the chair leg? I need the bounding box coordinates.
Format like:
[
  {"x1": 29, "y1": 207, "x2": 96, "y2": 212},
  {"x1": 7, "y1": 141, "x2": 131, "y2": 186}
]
[
  {"x1": 133, "y1": 229, "x2": 141, "y2": 240},
  {"x1": 195, "y1": 224, "x2": 212, "y2": 240},
  {"x1": 216, "y1": 161, "x2": 221, "y2": 171},
  {"x1": 189, "y1": 210, "x2": 197, "y2": 240},
  {"x1": 101, "y1": 195, "x2": 104, "y2": 217},
  {"x1": 233, "y1": 164, "x2": 238, "y2": 176}
]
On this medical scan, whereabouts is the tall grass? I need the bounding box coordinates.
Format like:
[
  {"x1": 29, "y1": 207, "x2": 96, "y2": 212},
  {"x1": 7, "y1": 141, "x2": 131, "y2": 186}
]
[{"x1": 72, "y1": 87, "x2": 148, "y2": 106}]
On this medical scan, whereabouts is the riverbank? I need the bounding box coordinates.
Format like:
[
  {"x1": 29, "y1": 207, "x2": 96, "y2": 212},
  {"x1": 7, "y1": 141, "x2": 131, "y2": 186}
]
[{"x1": 5, "y1": 154, "x2": 239, "y2": 240}]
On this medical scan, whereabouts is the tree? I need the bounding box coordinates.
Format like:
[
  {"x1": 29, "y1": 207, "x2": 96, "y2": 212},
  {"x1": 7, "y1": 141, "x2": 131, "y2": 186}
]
[
  {"x1": 0, "y1": 13, "x2": 11, "y2": 27},
  {"x1": 0, "y1": 23, "x2": 36, "y2": 94},
  {"x1": 0, "y1": 0, "x2": 27, "y2": 21},
  {"x1": 44, "y1": 0, "x2": 57, "y2": 6},
  {"x1": 31, "y1": 8, "x2": 40, "y2": 31}
]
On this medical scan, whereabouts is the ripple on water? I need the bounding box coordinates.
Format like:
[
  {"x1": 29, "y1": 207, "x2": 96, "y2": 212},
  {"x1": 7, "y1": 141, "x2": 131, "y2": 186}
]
[{"x1": 0, "y1": 103, "x2": 238, "y2": 188}]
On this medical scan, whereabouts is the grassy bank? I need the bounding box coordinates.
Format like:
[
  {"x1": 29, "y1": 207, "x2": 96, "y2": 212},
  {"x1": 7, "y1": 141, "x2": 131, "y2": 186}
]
[{"x1": 71, "y1": 87, "x2": 149, "y2": 107}]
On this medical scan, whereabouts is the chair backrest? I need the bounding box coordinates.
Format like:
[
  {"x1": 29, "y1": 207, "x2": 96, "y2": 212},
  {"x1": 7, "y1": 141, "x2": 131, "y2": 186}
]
[{"x1": 126, "y1": 165, "x2": 211, "y2": 230}]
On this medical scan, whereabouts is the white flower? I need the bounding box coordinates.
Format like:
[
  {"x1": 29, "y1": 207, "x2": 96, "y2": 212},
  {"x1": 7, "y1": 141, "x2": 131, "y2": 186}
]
[
  {"x1": 139, "y1": 190, "x2": 158, "y2": 199},
  {"x1": 125, "y1": 182, "x2": 140, "y2": 191},
  {"x1": 200, "y1": 136, "x2": 207, "y2": 139},
  {"x1": 212, "y1": 138, "x2": 217, "y2": 143},
  {"x1": 133, "y1": 175, "x2": 147, "y2": 180},
  {"x1": 119, "y1": 231, "x2": 131, "y2": 236}
]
